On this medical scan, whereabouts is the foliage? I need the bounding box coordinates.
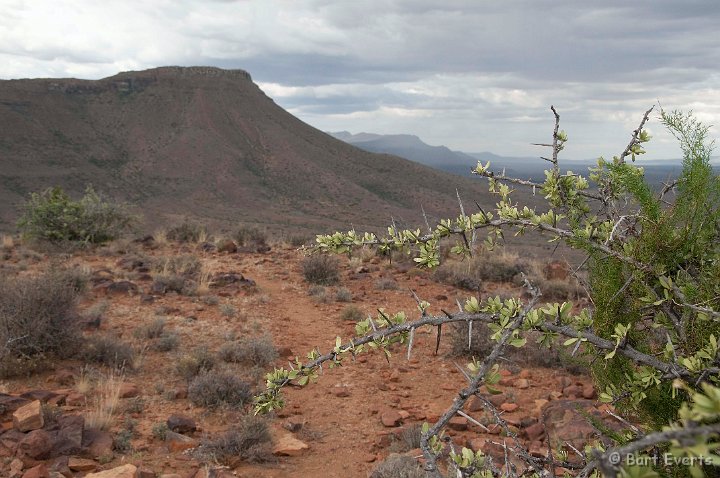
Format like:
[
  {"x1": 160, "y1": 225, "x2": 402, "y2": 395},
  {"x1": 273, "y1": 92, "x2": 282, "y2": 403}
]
[
  {"x1": 17, "y1": 186, "x2": 134, "y2": 245},
  {"x1": 166, "y1": 221, "x2": 206, "y2": 243},
  {"x1": 218, "y1": 336, "x2": 278, "y2": 367},
  {"x1": 196, "y1": 414, "x2": 272, "y2": 465},
  {"x1": 301, "y1": 254, "x2": 340, "y2": 285},
  {"x1": 188, "y1": 370, "x2": 253, "y2": 409},
  {"x1": 82, "y1": 336, "x2": 136, "y2": 370},
  {"x1": 0, "y1": 268, "x2": 85, "y2": 377},
  {"x1": 251, "y1": 107, "x2": 720, "y2": 477}
]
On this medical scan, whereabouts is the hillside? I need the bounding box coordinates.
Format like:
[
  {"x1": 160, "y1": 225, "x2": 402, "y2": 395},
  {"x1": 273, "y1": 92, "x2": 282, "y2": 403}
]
[{"x1": 0, "y1": 67, "x2": 490, "y2": 234}]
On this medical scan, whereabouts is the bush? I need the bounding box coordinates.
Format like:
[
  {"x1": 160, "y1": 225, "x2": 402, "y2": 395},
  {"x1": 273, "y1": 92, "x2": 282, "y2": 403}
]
[
  {"x1": 197, "y1": 415, "x2": 272, "y2": 464},
  {"x1": 176, "y1": 347, "x2": 215, "y2": 382},
  {"x1": 0, "y1": 269, "x2": 85, "y2": 377},
  {"x1": 133, "y1": 318, "x2": 166, "y2": 340},
  {"x1": 188, "y1": 370, "x2": 252, "y2": 409},
  {"x1": 375, "y1": 277, "x2": 399, "y2": 290},
  {"x1": 166, "y1": 222, "x2": 206, "y2": 243},
  {"x1": 218, "y1": 336, "x2": 278, "y2": 367},
  {"x1": 340, "y1": 305, "x2": 365, "y2": 322},
  {"x1": 234, "y1": 225, "x2": 268, "y2": 251},
  {"x1": 154, "y1": 332, "x2": 180, "y2": 352},
  {"x1": 370, "y1": 454, "x2": 425, "y2": 478},
  {"x1": 302, "y1": 255, "x2": 340, "y2": 285},
  {"x1": 335, "y1": 287, "x2": 353, "y2": 302},
  {"x1": 432, "y1": 252, "x2": 524, "y2": 290},
  {"x1": 82, "y1": 336, "x2": 136, "y2": 369},
  {"x1": 17, "y1": 186, "x2": 133, "y2": 245}
]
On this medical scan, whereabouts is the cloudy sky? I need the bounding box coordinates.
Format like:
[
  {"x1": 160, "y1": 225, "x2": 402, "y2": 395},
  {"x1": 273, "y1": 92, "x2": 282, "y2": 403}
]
[{"x1": 2, "y1": 0, "x2": 719, "y2": 160}]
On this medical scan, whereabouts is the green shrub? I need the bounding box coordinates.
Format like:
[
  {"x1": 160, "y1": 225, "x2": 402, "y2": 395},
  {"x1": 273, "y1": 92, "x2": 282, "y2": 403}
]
[
  {"x1": 302, "y1": 255, "x2": 340, "y2": 285},
  {"x1": 17, "y1": 186, "x2": 133, "y2": 245},
  {"x1": 188, "y1": 370, "x2": 252, "y2": 409},
  {"x1": 197, "y1": 415, "x2": 272, "y2": 464},
  {"x1": 0, "y1": 269, "x2": 85, "y2": 377}
]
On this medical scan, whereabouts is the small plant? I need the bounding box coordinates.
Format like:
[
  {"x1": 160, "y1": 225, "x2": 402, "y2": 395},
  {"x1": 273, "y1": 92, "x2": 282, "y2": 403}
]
[
  {"x1": 301, "y1": 255, "x2": 340, "y2": 285},
  {"x1": 152, "y1": 422, "x2": 169, "y2": 441},
  {"x1": 234, "y1": 225, "x2": 268, "y2": 251},
  {"x1": 374, "y1": 277, "x2": 399, "y2": 290},
  {"x1": 1, "y1": 234, "x2": 14, "y2": 250},
  {"x1": 197, "y1": 415, "x2": 272, "y2": 464},
  {"x1": 340, "y1": 305, "x2": 365, "y2": 322},
  {"x1": 219, "y1": 303, "x2": 238, "y2": 318},
  {"x1": 176, "y1": 347, "x2": 215, "y2": 382},
  {"x1": 370, "y1": 454, "x2": 425, "y2": 478},
  {"x1": 166, "y1": 222, "x2": 206, "y2": 243},
  {"x1": 17, "y1": 186, "x2": 134, "y2": 245},
  {"x1": 218, "y1": 336, "x2": 278, "y2": 367},
  {"x1": 335, "y1": 287, "x2": 353, "y2": 302},
  {"x1": 188, "y1": 370, "x2": 252, "y2": 409},
  {"x1": 86, "y1": 372, "x2": 123, "y2": 430},
  {"x1": 133, "y1": 317, "x2": 166, "y2": 340},
  {"x1": 114, "y1": 416, "x2": 137, "y2": 453},
  {"x1": 154, "y1": 332, "x2": 180, "y2": 352},
  {"x1": 82, "y1": 336, "x2": 135, "y2": 369}
]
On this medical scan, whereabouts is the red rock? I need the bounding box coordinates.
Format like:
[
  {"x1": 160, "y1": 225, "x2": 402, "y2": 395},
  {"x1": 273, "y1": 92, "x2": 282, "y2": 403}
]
[
  {"x1": 166, "y1": 414, "x2": 197, "y2": 434},
  {"x1": 447, "y1": 416, "x2": 468, "y2": 431},
  {"x1": 468, "y1": 396, "x2": 484, "y2": 412},
  {"x1": 13, "y1": 400, "x2": 44, "y2": 432},
  {"x1": 500, "y1": 403, "x2": 519, "y2": 413},
  {"x1": 9, "y1": 458, "x2": 24, "y2": 478},
  {"x1": 272, "y1": 433, "x2": 309, "y2": 456},
  {"x1": 467, "y1": 437, "x2": 485, "y2": 452},
  {"x1": 524, "y1": 422, "x2": 545, "y2": 441},
  {"x1": 85, "y1": 464, "x2": 137, "y2": 478},
  {"x1": 68, "y1": 457, "x2": 98, "y2": 472},
  {"x1": 332, "y1": 386, "x2": 350, "y2": 398},
  {"x1": 562, "y1": 385, "x2": 582, "y2": 399},
  {"x1": 21, "y1": 464, "x2": 48, "y2": 478},
  {"x1": 518, "y1": 369, "x2": 531, "y2": 379},
  {"x1": 529, "y1": 441, "x2": 546, "y2": 458},
  {"x1": 165, "y1": 431, "x2": 198, "y2": 452},
  {"x1": 65, "y1": 392, "x2": 86, "y2": 407},
  {"x1": 18, "y1": 429, "x2": 53, "y2": 459},
  {"x1": 582, "y1": 384, "x2": 597, "y2": 399},
  {"x1": 82, "y1": 428, "x2": 114, "y2": 459},
  {"x1": 397, "y1": 410, "x2": 411, "y2": 420},
  {"x1": 514, "y1": 378, "x2": 530, "y2": 389},
  {"x1": 380, "y1": 410, "x2": 402, "y2": 427}
]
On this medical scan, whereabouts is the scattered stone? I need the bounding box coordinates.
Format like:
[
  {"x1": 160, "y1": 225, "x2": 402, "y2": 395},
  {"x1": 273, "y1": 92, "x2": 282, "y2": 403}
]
[
  {"x1": 21, "y1": 463, "x2": 48, "y2": 478},
  {"x1": 13, "y1": 400, "x2": 44, "y2": 432},
  {"x1": 85, "y1": 464, "x2": 137, "y2": 478},
  {"x1": 53, "y1": 414, "x2": 84, "y2": 455},
  {"x1": 18, "y1": 429, "x2": 53, "y2": 459},
  {"x1": 514, "y1": 378, "x2": 530, "y2": 389},
  {"x1": 216, "y1": 239, "x2": 238, "y2": 253},
  {"x1": 582, "y1": 384, "x2": 597, "y2": 399},
  {"x1": 500, "y1": 403, "x2": 519, "y2": 413},
  {"x1": 106, "y1": 281, "x2": 139, "y2": 296},
  {"x1": 380, "y1": 410, "x2": 403, "y2": 427},
  {"x1": 524, "y1": 422, "x2": 546, "y2": 442},
  {"x1": 447, "y1": 416, "x2": 468, "y2": 431},
  {"x1": 165, "y1": 431, "x2": 198, "y2": 452},
  {"x1": 68, "y1": 457, "x2": 98, "y2": 472},
  {"x1": 544, "y1": 260, "x2": 569, "y2": 280},
  {"x1": 82, "y1": 428, "x2": 114, "y2": 459},
  {"x1": 167, "y1": 415, "x2": 197, "y2": 434},
  {"x1": 272, "y1": 433, "x2": 309, "y2": 456},
  {"x1": 332, "y1": 386, "x2": 350, "y2": 398}
]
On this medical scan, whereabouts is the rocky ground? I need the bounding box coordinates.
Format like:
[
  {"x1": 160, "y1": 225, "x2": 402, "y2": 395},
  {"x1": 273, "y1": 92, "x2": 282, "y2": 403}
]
[{"x1": 0, "y1": 236, "x2": 619, "y2": 478}]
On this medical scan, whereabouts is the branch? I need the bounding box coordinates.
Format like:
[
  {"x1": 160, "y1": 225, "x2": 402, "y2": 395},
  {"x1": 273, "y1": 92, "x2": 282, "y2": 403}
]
[{"x1": 618, "y1": 106, "x2": 654, "y2": 165}]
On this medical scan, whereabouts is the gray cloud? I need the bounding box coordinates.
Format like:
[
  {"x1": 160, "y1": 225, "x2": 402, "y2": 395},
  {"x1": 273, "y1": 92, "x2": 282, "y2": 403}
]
[{"x1": 1, "y1": 0, "x2": 718, "y2": 158}]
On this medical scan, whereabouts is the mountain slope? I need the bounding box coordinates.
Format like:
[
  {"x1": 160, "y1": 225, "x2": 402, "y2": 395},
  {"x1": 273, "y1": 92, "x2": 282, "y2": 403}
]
[{"x1": 0, "y1": 67, "x2": 490, "y2": 233}]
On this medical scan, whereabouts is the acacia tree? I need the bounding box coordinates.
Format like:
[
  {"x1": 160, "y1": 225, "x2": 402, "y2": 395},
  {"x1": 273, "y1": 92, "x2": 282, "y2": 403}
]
[{"x1": 255, "y1": 107, "x2": 720, "y2": 478}]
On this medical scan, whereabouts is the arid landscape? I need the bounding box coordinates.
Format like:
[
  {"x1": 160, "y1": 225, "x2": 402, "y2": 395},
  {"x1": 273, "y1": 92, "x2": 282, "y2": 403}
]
[{"x1": 0, "y1": 226, "x2": 611, "y2": 478}]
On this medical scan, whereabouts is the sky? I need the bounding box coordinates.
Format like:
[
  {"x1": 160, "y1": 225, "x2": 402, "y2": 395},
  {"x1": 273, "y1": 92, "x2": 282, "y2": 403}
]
[{"x1": 2, "y1": 0, "x2": 719, "y2": 160}]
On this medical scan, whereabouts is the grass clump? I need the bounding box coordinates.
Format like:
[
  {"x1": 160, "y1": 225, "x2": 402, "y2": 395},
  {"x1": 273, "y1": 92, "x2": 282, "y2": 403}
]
[
  {"x1": 340, "y1": 305, "x2": 365, "y2": 322},
  {"x1": 133, "y1": 317, "x2": 166, "y2": 340},
  {"x1": 234, "y1": 225, "x2": 269, "y2": 251},
  {"x1": 370, "y1": 454, "x2": 425, "y2": 478},
  {"x1": 0, "y1": 269, "x2": 85, "y2": 377},
  {"x1": 197, "y1": 415, "x2": 272, "y2": 465},
  {"x1": 302, "y1": 255, "x2": 340, "y2": 285},
  {"x1": 82, "y1": 336, "x2": 136, "y2": 370},
  {"x1": 166, "y1": 222, "x2": 207, "y2": 243},
  {"x1": 154, "y1": 332, "x2": 180, "y2": 352},
  {"x1": 218, "y1": 336, "x2": 278, "y2": 367},
  {"x1": 188, "y1": 370, "x2": 252, "y2": 409},
  {"x1": 86, "y1": 372, "x2": 123, "y2": 430},
  {"x1": 335, "y1": 287, "x2": 353, "y2": 302},
  {"x1": 375, "y1": 277, "x2": 399, "y2": 290}
]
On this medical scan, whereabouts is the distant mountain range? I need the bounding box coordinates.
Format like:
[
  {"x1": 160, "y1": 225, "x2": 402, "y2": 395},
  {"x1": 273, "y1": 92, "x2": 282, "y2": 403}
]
[{"x1": 0, "y1": 66, "x2": 494, "y2": 234}]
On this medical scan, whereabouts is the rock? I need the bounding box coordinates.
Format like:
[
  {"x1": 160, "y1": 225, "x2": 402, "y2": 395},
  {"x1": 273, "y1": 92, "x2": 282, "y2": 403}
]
[
  {"x1": 18, "y1": 429, "x2": 54, "y2": 459},
  {"x1": 85, "y1": 464, "x2": 138, "y2": 478},
  {"x1": 544, "y1": 260, "x2": 569, "y2": 280},
  {"x1": 1, "y1": 429, "x2": 24, "y2": 456},
  {"x1": 9, "y1": 458, "x2": 24, "y2": 478},
  {"x1": 53, "y1": 414, "x2": 84, "y2": 455},
  {"x1": 524, "y1": 422, "x2": 546, "y2": 442},
  {"x1": 272, "y1": 433, "x2": 309, "y2": 456},
  {"x1": 500, "y1": 403, "x2": 519, "y2": 413},
  {"x1": 13, "y1": 400, "x2": 44, "y2": 432},
  {"x1": 381, "y1": 410, "x2": 402, "y2": 427},
  {"x1": 82, "y1": 428, "x2": 114, "y2": 459},
  {"x1": 106, "y1": 281, "x2": 139, "y2": 296},
  {"x1": 216, "y1": 239, "x2": 238, "y2": 253},
  {"x1": 514, "y1": 378, "x2": 530, "y2": 389},
  {"x1": 118, "y1": 383, "x2": 139, "y2": 398},
  {"x1": 542, "y1": 400, "x2": 600, "y2": 456},
  {"x1": 467, "y1": 437, "x2": 485, "y2": 452},
  {"x1": 165, "y1": 431, "x2": 198, "y2": 452},
  {"x1": 166, "y1": 415, "x2": 197, "y2": 434},
  {"x1": 332, "y1": 386, "x2": 350, "y2": 398},
  {"x1": 68, "y1": 457, "x2": 98, "y2": 472},
  {"x1": 19, "y1": 390, "x2": 58, "y2": 403},
  {"x1": 65, "y1": 392, "x2": 86, "y2": 407},
  {"x1": 21, "y1": 464, "x2": 48, "y2": 478},
  {"x1": 533, "y1": 399, "x2": 549, "y2": 415},
  {"x1": 447, "y1": 416, "x2": 468, "y2": 431},
  {"x1": 582, "y1": 384, "x2": 597, "y2": 399},
  {"x1": 0, "y1": 394, "x2": 31, "y2": 415},
  {"x1": 562, "y1": 385, "x2": 582, "y2": 399},
  {"x1": 468, "y1": 396, "x2": 485, "y2": 412}
]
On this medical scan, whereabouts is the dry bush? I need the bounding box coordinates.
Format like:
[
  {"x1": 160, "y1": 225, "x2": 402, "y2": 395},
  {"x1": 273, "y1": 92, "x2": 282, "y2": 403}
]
[
  {"x1": 389, "y1": 423, "x2": 423, "y2": 453},
  {"x1": 370, "y1": 454, "x2": 425, "y2": 478},
  {"x1": 133, "y1": 317, "x2": 166, "y2": 340},
  {"x1": 152, "y1": 228, "x2": 168, "y2": 246},
  {"x1": 218, "y1": 336, "x2": 278, "y2": 367},
  {"x1": 166, "y1": 222, "x2": 207, "y2": 243},
  {"x1": 340, "y1": 305, "x2": 365, "y2": 322},
  {"x1": 433, "y1": 250, "x2": 525, "y2": 290},
  {"x1": 82, "y1": 335, "x2": 136, "y2": 370},
  {"x1": 86, "y1": 372, "x2": 123, "y2": 430},
  {"x1": 155, "y1": 254, "x2": 202, "y2": 278},
  {"x1": 234, "y1": 225, "x2": 269, "y2": 252},
  {"x1": 1, "y1": 234, "x2": 14, "y2": 250},
  {"x1": 154, "y1": 332, "x2": 180, "y2": 352},
  {"x1": 335, "y1": 287, "x2": 353, "y2": 302},
  {"x1": 301, "y1": 255, "x2": 340, "y2": 285},
  {"x1": 188, "y1": 370, "x2": 252, "y2": 409},
  {"x1": 197, "y1": 415, "x2": 272, "y2": 465},
  {"x1": 0, "y1": 269, "x2": 85, "y2": 377},
  {"x1": 375, "y1": 277, "x2": 399, "y2": 290},
  {"x1": 176, "y1": 347, "x2": 215, "y2": 382}
]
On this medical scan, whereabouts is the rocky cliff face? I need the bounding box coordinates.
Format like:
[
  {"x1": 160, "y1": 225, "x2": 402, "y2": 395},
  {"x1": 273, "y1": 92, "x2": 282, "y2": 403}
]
[{"x1": 0, "y1": 66, "x2": 486, "y2": 233}]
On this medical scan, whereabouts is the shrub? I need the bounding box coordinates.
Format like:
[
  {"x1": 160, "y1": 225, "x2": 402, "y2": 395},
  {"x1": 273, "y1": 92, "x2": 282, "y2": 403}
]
[
  {"x1": 234, "y1": 225, "x2": 268, "y2": 251},
  {"x1": 433, "y1": 252, "x2": 524, "y2": 290},
  {"x1": 17, "y1": 186, "x2": 133, "y2": 245},
  {"x1": 197, "y1": 415, "x2": 272, "y2": 464},
  {"x1": 152, "y1": 422, "x2": 169, "y2": 441},
  {"x1": 154, "y1": 332, "x2": 180, "y2": 352},
  {"x1": 176, "y1": 347, "x2": 215, "y2": 382},
  {"x1": 375, "y1": 277, "x2": 399, "y2": 290},
  {"x1": 218, "y1": 336, "x2": 278, "y2": 367},
  {"x1": 0, "y1": 269, "x2": 84, "y2": 377},
  {"x1": 219, "y1": 303, "x2": 238, "y2": 318},
  {"x1": 370, "y1": 454, "x2": 425, "y2": 478},
  {"x1": 82, "y1": 336, "x2": 136, "y2": 370},
  {"x1": 166, "y1": 222, "x2": 206, "y2": 243},
  {"x1": 188, "y1": 370, "x2": 252, "y2": 409},
  {"x1": 301, "y1": 255, "x2": 340, "y2": 285},
  {"x1": 133, "y1": 317, "x2": 166, "y2": 340},
  {"x1": 335, "y1": 287, "x2": 353, "y2": 302},
  {"x1": 340, "y1": 305, "x2": 365, "y2": 322}
]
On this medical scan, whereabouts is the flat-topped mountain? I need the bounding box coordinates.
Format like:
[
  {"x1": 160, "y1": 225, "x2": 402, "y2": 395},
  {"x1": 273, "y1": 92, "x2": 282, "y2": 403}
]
[{"x1": 0, "y1": 66, "x2": 488, "y2": 234}]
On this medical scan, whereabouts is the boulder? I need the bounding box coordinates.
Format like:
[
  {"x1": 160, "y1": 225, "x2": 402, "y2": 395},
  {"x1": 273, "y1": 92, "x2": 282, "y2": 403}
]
[
  {"x1": 13, "y1": 400, "x2": 43, "y2": 432},
  {"x1": 166, "y1": 415, "x2": 196, "y2": 434},
  {"x1": 272, "y1": 433, "x2": 308, "y2": 456},
  {"x1": 85, "y1": 464, "x2": 137, "y2": 478},
  {"x1": 18, "y1": 429, "x2": 54, "y2": 460}
]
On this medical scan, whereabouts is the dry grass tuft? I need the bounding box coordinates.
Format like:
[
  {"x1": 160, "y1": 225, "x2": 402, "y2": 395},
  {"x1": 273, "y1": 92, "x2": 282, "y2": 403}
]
[{"x1": 86, "y1": 372, "x2": 123, "y2": 430}]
